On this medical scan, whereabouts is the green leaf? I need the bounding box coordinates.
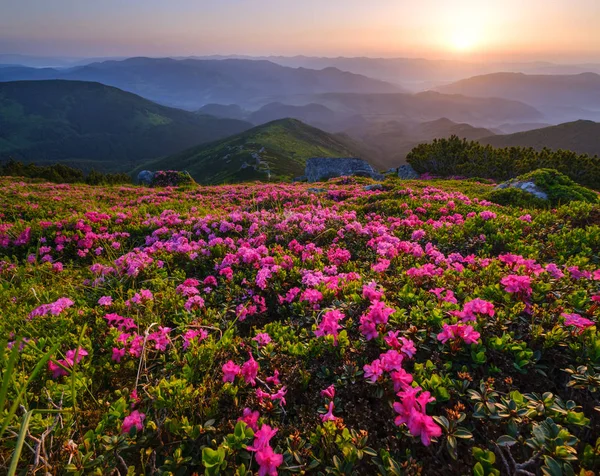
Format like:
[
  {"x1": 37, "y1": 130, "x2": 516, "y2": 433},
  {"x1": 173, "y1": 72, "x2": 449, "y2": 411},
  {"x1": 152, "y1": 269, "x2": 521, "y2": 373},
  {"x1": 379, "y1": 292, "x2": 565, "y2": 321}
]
[
  {"x1": 542, "y1": 456, "x2": 563, "y2": 476},
  {"x1": 496, "y1": 435, "x2": 517, "y2": 447},
  {"x1": 455, "y1": 428, "x2": 473, "y2": 439},
  {"x1": 473, "y1": 462, "x2": 485, "y2": 476}
]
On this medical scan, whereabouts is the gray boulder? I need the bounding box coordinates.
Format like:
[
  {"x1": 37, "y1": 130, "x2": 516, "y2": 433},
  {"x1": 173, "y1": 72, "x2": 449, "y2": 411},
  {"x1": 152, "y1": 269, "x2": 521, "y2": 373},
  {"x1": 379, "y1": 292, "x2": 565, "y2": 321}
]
[
  {"x1": 397, "y1": 164, "x2": 420, "y2": 179},
  {"x1": 137, "y1": 170, "x2": 155, "y2": 186},
  {"x1": 305, "y1": 157, "x2": 384, "y2": 183},
  {"x1": 364, "y1": 184, "x2": 384, "y2": 191},
  {"x1": 495, "y1": 180, "x2": 549, "y2": 200}
]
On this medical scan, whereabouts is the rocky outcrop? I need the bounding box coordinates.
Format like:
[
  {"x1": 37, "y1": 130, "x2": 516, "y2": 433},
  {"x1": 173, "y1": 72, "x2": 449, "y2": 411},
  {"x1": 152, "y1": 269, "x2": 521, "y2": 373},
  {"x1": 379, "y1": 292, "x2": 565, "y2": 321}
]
[
  {"x1": 364, "y1": 184, "x2": 383, "y2": 191},
  {"x1": 305, "y1": 157, "x2": 383, "y2": 183},
  {"x1": 137, "y1": 170, "x2": 155, "y2": 185},
  {"x1": 494, "y1": 179, "x2": 548, "y2": 200},
  {"x1": 397, "y1": 164, "x2": 420, "y2": 179}
]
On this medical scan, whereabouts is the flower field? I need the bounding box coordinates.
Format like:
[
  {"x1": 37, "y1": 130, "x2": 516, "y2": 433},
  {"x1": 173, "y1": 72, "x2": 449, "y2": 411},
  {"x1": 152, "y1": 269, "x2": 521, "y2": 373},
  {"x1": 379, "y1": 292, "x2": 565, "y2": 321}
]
[{"x1": 1, "y1": 175, "x2": 599, "y2": 475}]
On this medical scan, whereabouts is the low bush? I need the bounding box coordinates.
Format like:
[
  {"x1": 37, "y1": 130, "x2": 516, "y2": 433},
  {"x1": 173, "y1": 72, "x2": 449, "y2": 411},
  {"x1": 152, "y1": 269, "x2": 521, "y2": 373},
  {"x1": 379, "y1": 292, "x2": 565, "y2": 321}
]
[{"x1": 407, "y1": 136, "x2": 600, "y2": 190}]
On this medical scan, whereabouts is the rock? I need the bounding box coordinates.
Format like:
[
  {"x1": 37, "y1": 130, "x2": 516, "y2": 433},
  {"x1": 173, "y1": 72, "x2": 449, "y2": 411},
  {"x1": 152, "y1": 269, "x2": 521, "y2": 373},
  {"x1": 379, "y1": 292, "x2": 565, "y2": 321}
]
[
  {"x1": 305, "y1": 157, "x2": 384, "y2": 182},
  {"x1": 307, "y1": 187, "x2": 327, "y2": 194},
  {"x1": 494, "y1": 180, "x2": 549, "y2": 200},
  {"x1": 397, "y1": 164, "x2": 420, "y2": 179},
  {"x1": 364, "y1": 184, "x2": 383, "y2": 191},
  {"x1": 137, "y1": 170, "x2": 155, "y2": 185}
]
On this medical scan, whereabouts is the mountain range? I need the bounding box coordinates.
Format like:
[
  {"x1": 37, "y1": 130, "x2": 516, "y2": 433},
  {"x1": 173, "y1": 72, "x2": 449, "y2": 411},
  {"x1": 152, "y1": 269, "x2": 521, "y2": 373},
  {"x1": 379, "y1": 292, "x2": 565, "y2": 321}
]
[
  {"x1": 139, "y1": 118, "x2": 363, "y2": 184},
  {"x1": 437, "y1": 72, "x2": 600, "y2": 122},
  {"x1": 0, "y1": 80, "x2": 251, "y2": 171},
  {"x1": 0, "y1": 57, "x2": 400, "y2": 110},
  {"x1": 479, "y1": 120, "x2": 600, "y2": 157}
]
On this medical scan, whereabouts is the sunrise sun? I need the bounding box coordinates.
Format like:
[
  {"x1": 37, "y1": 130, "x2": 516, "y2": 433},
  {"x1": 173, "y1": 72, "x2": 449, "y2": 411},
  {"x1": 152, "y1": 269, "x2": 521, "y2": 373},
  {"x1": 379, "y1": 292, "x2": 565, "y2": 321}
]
[{"x1": 450, "y1": 30, "x2": 479, "y2": 52}]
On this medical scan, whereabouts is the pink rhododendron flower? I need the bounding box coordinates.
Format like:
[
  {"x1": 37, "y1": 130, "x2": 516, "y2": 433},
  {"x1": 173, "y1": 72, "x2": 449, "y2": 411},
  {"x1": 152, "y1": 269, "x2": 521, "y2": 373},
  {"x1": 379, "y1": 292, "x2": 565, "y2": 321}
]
[
  {"x1": 359, "y1": 314, "x2": 379, "y2": 340},
  {"x1": 222, "y1": 360, "x2": 241, "y2": 383},
  {"x1": 300, "y1": 288, "x2": 323, "y2": 305},
  {"x1": 266, "y1": 369, "x2": 281, "y2": 386},
  {"x1": 400, "y1": 337, "x2": 417, "y2": 358},
  {"x1": 29, "y1": 297, "x2": 74, "y2": 319},
  {"x1": 327, "y1": 246, "x2": 351, "y2": 265},
  {"x1": 248, "y1": 424, "x2": 278, "y2": 452},
  {"x1": 49, "y1": 347, "x2": 88, "y2": 378},
  {"x1": 545, "y1": 263, "x2": 564, "y2": 279},
  {"x1": 270, "y1": 386, "x2": 287, "y2": 406},
  {"x1": 320, "y1": 401, "x2": 337, "y2": 422},
  {"x1": 562, "y1": 313, "x2": 594, "y2": 332},
  {"x1": 219, "y1": 267, "x2": 234, "y2": 280},
  {"x1": 363, "y1": 359, "x2": 384, "y2": 383},
  {"x1": 462, "y1": 298, "x2": 495, "y2": 322},
  {"x1": 241, "y1": 353, "x2": 259, "y2": 386},
  {"x1": 479, "y1": 211, "x2": 496, "y2": 220},
  {"x1": 320, "y1": 385, "x2": 335, "y2": 400},
  {"x1": 437, "y1": 323, "x2": 480, "y2": 345},
  {"x1": 255, "y1": 446, "x2": 283, "y2": 476},
  {"x1": 182, "y1": 328, "x2": 208, "y2": 349},
  {"x1": 254, "y1": 332, "x2": 272, "y2": 346},
  {"x1": 501, "y1": 274, "x2": 532, "y2": 296},
  {"x1": 184, "y1": 295, "x2": 205, "y2": 311},
  {"x1": 112, "y1": 347, "x2": 126, "y2": 362},
  {"x1": 372, "y1": 258, "x2": 390, "y2": 273},
  {"x1": 122, "y1": 410, "x2": 145, "y2": 434},
  {"x1": 148, "y1": 326, "x2": 171, "y2": 351},
  {"x1": 406, "y1": 407, "x2": 442, "y2": 446},
  {"x1": 380, "y1": 350, "x2": 404, "y2": 372},
  {"x1": 393, "y1": 387, "x2": 440, "y2": 446},
  {"x1": 365, "y1": 300, "x2": 395, "y2": 325},
  {"x1": 238, "y1": 407, "x2": 260, "y2": 431},
  {"x1": 362, "y1": 282, "x2": 383, "y2": 302},
  {"x1": 314, "y1": 309, "x2": 345, "y2": 344},
  {"x1": 98, "y1": 296, "x2": 113, "y2": 306},
  {"x1": 411, "y1": 229, "x2": 426, "y2": 241},
  {"x1": 391, "y1": 368, "x2": 414, "y2": 392}
]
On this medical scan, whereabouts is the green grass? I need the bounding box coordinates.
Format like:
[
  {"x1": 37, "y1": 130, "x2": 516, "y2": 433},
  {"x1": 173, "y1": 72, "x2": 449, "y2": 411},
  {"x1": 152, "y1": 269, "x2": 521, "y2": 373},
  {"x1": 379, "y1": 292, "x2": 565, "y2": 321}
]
[
  {"x1": 0, "y1": 80, "x2": 251, "y2": 172},
  {"x1": 144, "y1": 118, "x2": 363, "y2": 184}
]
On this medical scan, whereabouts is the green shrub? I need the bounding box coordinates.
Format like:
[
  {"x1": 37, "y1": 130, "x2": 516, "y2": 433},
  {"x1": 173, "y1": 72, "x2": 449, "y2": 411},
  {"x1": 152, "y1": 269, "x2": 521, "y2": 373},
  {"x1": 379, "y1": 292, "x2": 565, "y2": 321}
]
[
  {"x1": 487, "y1": 169, "x2": 598, "y2": 208},
  {"x1": 407, "y1": 136, "x2": 600, "y2": 190},
  {"x1": 519, "y1": 169, "x2": 598, "y2": 206},
  {"x1": 486, "y1": 187, "x2": 548, "y2": 208},
  {"x1": 0, "y1": 159, "x2": 131, "y2": 185}
]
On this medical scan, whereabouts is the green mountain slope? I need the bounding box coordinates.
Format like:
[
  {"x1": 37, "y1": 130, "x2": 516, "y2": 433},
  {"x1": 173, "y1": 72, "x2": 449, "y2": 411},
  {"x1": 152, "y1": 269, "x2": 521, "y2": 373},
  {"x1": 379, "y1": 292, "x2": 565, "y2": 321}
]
[
  {"x1": 344, "y1": 117, "x2": 496, "y2": 168},
  {"x1": 479, "y1": 120, "x2": 600, "y2": 157},
  {"x1": 143, "y1": 118, "x2": 363, "y2": 184},
  {"x1": 0, "y1": 80, "x2": 252, "y2": 172}
]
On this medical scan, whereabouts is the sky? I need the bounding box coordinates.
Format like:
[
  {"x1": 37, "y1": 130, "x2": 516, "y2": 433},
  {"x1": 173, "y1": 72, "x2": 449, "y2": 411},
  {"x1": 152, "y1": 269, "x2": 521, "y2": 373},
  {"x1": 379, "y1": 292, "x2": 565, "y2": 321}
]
[{"x1": 1, "y1": 0, "x2": 599, "y2": 62}]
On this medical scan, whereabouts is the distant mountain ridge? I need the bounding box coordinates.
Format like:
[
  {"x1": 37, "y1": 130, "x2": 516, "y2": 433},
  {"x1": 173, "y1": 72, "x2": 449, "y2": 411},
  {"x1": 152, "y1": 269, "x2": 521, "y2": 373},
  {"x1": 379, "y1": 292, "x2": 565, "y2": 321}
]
[
  {"x1": 479, "y1": 120, "x2": 600, "y2": 157},
  {"x1": 287, "y1": 91, "x2": 543, "y2": 126},
  {"x1": 141, "y1": 118, "x2": 365, "y2": 184},
  {"x1": 437, "y1": 72, "x2": 600, "y2": 122},
  {"x1": 0, "y1": 80, "x2": 252, "y2": 171},
  {"x1": 344, "y1": 117, "x2": 496, "y2": 168},
  {"x1": 190, "y1": 55, "x2": 600, "y2": 90},
  {"x1": 0, "y1": 57, "x2": 401, "y2": 110}
]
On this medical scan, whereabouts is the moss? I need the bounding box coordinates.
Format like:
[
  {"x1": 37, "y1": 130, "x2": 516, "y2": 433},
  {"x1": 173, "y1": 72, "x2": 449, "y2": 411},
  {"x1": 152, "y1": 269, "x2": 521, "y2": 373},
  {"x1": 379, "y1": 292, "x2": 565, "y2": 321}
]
[
  {"x1": 519, "y1": 169, "x2": 598, "y2": 206},
  {"x1": 487, "y1": 169, "x2": 598, "y2": 208},
  {"x1": 487, "y1": 187, "x2": 549, "y2": 208}
]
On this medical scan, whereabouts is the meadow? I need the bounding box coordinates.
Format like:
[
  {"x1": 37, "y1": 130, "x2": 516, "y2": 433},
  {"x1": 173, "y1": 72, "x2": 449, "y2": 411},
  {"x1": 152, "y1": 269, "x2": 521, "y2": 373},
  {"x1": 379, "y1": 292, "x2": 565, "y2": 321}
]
[{"x1": 0, "y1": 176, "x2": 599, "y2": 475}]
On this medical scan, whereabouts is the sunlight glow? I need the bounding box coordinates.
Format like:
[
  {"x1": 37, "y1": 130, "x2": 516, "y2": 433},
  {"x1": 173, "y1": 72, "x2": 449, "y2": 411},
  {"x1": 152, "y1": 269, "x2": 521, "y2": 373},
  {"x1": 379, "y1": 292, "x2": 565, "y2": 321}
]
[{"x1": 449, "y1": 30, "x2": 479, "y2": 52}]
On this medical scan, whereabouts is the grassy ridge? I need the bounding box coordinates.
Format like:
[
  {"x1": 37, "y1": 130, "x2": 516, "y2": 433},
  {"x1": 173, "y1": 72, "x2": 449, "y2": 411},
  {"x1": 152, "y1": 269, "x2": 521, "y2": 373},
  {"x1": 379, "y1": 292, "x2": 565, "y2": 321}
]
[
  {"x1": 0, "y1": 80, "x2": 252, "y2": 172},
  {"x1": 147, "y1": 118, "x2": 362, "y2": 183}
]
